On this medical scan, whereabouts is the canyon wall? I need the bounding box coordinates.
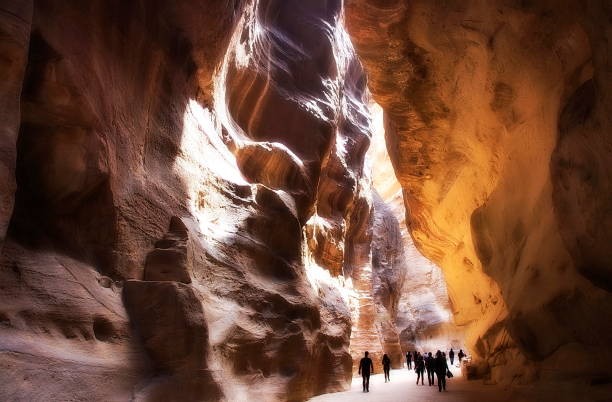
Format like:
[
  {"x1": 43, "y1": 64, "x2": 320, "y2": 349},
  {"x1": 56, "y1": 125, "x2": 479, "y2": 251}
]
[
  {"x1": 369, "y1": 103, "x2": 462, "y2": 355},
  {"x1": 0, "y1": 0, "x2": 380, "y2": 400},
  {"x1": 4, "y1": 0, "x2": 608, "y2": 399},
  {"x1": 346, "y1": 0, "x2": 612, "y2": 386}
]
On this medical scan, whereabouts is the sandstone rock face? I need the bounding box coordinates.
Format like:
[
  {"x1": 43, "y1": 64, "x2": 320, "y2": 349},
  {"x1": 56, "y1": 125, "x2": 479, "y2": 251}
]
[
  {"x1": 144, "y1": 217, "x2": 192, "y2": 283},
  {"x1": 369, "y1": 103, "x2": 462, "y2": 356},
  {"x1": 123, "y1": 280, "x2": 221, "y2": 401},
  {"x1": 0, "y1": 1, "x2": 31, "y2": 247},
  {"x1": 346, "y1": 0, "x2": 612, "y2": 385},
  {"x1": 3, "y1": 0, "x2": 609, "y2": 399},
  {"x1": 370, "y1": 192, "x2": 405, "y2": 369},
  {"x1": 0, "y1": 0, "x2": 373, "y2": 401},
  {"x1": 1, "y1": 1, "x2": 247, "y2": 400}
]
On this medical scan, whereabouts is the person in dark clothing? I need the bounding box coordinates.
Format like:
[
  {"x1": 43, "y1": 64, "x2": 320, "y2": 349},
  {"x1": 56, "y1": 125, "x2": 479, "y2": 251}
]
[
  {"x1": 415, "y1": 353, "x2": 425, "y2": 385},
  {"x1": 449, "y1": 348, "x2": 455, "y2": 366},
  {"x1": 358, "y1": 351, "x2": 374, "y2": 392},
  {"x1": 425, "y1": 352, "x2": 435, "y2": 386},
  {"x1": 435, "y1": 351, "x2": 449, "y2": 392},
  {"x1": 406, "y1": 352, "x2": 412, "y2": 369},
  {"x1": 382, "y1": 354, "x2": 391, "y2": 382},
  {"x1": 458, "y1": 349, "x2": 465, "y2": 364}
]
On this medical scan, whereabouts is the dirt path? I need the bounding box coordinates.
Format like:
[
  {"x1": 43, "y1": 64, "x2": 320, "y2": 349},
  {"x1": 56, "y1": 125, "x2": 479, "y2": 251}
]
[{"x1": 309, "y1": 365, "x2": 513, "y2": 402}]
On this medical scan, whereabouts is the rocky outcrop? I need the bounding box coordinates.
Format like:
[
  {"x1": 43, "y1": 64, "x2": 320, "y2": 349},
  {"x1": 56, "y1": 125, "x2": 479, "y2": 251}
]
[
  {"x1": 369, "y1": 103, "x2": 461, "y2": 362},
  {"x1": 0, "y1": 0, "x2": 372, "y2": 401},
  {"x1": 346, "y1": 0, "x2": 612, "y2": 385},
  {"x1": 143, "y1": 217, "x2": 192, "y2": 283},
  {"x1": 396, "y1": 233, "x2": 462, "y2": 354},
  {"x1": 124, "y1": 280, "x2": 221, "y2": 401},
  {"x1": 370, "y1": 192, "x2": 405, "y2": 369},
  {"x1": 1, "y1": 1, "x2": 246, "y2": 400}
]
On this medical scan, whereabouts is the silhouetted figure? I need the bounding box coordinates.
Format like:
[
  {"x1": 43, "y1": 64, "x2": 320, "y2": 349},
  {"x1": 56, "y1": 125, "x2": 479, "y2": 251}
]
[
  {"x1": 358, "y1": 351, "x2": 374, "y2": 392},
  {"x1": 382, "y1": 354, "x2": 391, "y2": 382},
  {"x1": 458, "y1": 349, "x2": 465, "y2": 364},
  {"x1": 406, "y1": 352, "x2": 412, "y2": 369},
  {"x1": 425, "y1": 352, "x2": 435, "y2": 386},
  {"x1": 449, "y1": 348, "x2": 455, "y2": 365},
  {"x1": 415, "y1": 353, "x2": 425, "y2": 385},
  {"x1": 435, "y1": 351, "x2": 449, "y2": 392}
]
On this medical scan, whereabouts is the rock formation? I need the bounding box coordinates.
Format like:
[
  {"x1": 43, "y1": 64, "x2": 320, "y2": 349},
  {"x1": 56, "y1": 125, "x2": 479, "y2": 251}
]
[
  {"x1": 346, "y1": 0, "x2": 612, "y2": 386},
  {"x1": 368, "y1": 103, "x2": 462, "y2": 355},
  {"x1": 2, "y1": 0, "x2": 611, "y2": 400},
  {"x1": 370, "y1": 191, "x2": 405, "y2": 368},
  {"x1": 0, "y1": 0, "x2": 373, "y2": 400}
]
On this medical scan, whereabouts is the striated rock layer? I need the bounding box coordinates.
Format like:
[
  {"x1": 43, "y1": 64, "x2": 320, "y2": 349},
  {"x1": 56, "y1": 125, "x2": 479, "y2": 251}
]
[
  {"x1": 369, "y1": 103, "x2": 463, "y2": 355},
  {"x1": 370, "y1": 191, "x2": 405, "y2": 368},
  {"x1": 346, "y1": 0, "x2": 612, "y2": 387},
  {"x1": 0, "y1": 0, "x2": 374, "y2": 401}
]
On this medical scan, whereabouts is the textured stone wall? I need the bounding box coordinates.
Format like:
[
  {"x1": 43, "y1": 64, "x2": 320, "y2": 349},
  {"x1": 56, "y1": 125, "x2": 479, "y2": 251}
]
[
  {"x1": 3, "y1": 0, "x2": 610, "y2": 399},
  {"x1": 0, "y1": 0, "x2": 374, "y2": 400},
  {"x1": 368, "y1": 103, "x2": 462, "y2": 356},
  {"x1": 346, "y1": 0, "x2": 612, "y2": 385}
]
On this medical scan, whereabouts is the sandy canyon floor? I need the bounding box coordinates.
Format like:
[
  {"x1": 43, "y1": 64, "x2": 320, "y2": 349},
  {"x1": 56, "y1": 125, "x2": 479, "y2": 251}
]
[{"x1": 309, "y1": 365, "x2": 612, "y2": 402}]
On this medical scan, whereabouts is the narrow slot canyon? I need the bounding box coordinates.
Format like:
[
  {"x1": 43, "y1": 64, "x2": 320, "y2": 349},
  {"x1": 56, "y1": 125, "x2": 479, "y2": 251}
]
[{"x1": 1, "y1": 1, "x2": 611, "y2": 401}]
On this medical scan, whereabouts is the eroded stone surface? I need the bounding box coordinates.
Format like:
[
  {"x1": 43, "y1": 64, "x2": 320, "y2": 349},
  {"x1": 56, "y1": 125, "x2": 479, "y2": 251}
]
[
  {"x1": 2, "y1": 0, "x2": 610, "y2": 400},
  {"x1": 0, "y1": 1, "x2": 31, "y2": 247},
  {"x1": 0, "y1": 0, "x2": 374, "y2": 401},
  {"x1": 346, "y1": 0, "x2": 612, "y2": 384}
]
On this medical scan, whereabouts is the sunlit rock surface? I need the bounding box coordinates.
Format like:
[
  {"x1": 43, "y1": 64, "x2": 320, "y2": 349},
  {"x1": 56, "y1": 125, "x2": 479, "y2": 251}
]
[
  {"x1": 346, "y1": 0, "x2": 612, "y2": 386},
  {"x1": 3, "y1": 0, "x2": 611, "y2": 400},
  {"x1": 0, "y1": 0, "x2": 373, "y2": 400},
  {"x1": 368, "y1": 104, "x2": 462, "y2": 355}
]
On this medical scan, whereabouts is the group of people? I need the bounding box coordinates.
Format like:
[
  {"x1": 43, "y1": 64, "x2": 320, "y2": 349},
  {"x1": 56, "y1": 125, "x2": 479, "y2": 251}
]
[
  {"x1": 358, "y1": 348, "x2": 466, "y2": 393},
  {"x1": 406, "y1": 348, "x2": 464, "y2": 392}
]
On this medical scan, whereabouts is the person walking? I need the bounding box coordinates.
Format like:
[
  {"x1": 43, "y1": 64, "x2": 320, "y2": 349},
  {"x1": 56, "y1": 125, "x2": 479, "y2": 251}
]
[
  {"x1": 425, "y1": 352, "x2": 435, "y2": 386},
  {"x1": 358, "y1": 351, "x2": 374, "y2": 392},
  {"x1": 458, "y1": 349, "x2": 465, "y2": 364},
  {"x1": 449, "y1": 348, "x2": 455, "y2": 366},
  {"x1": 435, "y1": 351, "x2": 449, "y2": 392},
  {"x1": 382, "y1": 354, "x2": 391, "y2": 383},
  {"x1": 415, "y1": 353, "x2": 425, "y2": 385},
  {"x1": 406, "y1": 351, "x2": 412, "y2": 369}
]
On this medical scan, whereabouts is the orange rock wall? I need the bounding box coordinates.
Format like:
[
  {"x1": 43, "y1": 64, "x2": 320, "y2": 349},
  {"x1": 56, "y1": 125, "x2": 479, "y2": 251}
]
[
  {"x1": 346, "y1": 0, "x2": 612, "y2": 385},
  {"x1": 369, "y1": 103, "x2": 463, "y2": 356}
]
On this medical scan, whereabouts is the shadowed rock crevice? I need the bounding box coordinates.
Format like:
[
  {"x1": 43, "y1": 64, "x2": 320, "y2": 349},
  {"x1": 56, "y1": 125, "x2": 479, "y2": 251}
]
[{"x1": 9, "y1": 31, "x2": 118, "y2": 276}]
